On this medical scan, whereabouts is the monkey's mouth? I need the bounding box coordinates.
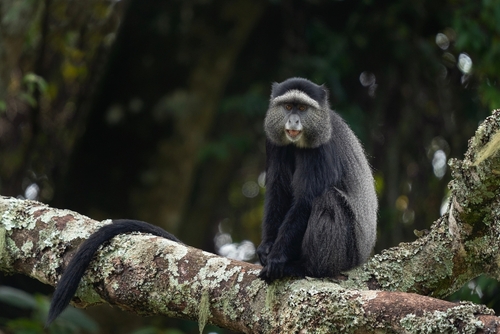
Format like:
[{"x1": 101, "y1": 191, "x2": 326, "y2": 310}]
[{"x1": 286, "y1": 130, "x2": 302, "y2": 138}]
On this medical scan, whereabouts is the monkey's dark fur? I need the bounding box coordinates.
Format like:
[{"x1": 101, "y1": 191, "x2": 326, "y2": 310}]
[
  {"x1": 257, "y1": 77, "x2": 377, "y2": 281},
  {"x1": 46, "y1": 77, "x2": 377, "y2": 325}
]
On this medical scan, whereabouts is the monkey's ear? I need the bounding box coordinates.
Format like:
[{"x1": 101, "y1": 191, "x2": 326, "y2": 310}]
[
  {"x1": 271, "y1": 82, "x2": 280, "y2": 98},
  {"x1": 319, "y1": 84, "x2": 329, "y2": 101}
]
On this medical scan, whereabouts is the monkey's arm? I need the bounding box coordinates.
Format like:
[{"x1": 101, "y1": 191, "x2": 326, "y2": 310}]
[
  {"x1": 259, "y1": 197, "x2": 312, "y2": 281},
  {"x1": 256, "y1": 142, "x2": 293, "y2": 265},
  {"x1": 257, "y1": 181, "x2": 293, "y2": 265},
  {"x1": 47, "y1": 219, "x2": 180, "y2": 325}
]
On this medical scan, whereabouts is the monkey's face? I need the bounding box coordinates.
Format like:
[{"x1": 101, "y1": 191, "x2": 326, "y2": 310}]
[{"x1": 264, "y1": 90, "x2": 331, "y2": 148}]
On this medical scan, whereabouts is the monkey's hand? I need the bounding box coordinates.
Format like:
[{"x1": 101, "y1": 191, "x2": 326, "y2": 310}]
[
  {"x1": 256, "y1": 241, "x2": 273, "y2": 266},
  {"x1": 259, "y1": 242, "x2": 301, "y2": 282},
  {"x1": 259, "y1": 244, "x2": 305, "y2": 282},
  {"x1": 258, "y1": 250, "x2": 290, "y2": 282}
]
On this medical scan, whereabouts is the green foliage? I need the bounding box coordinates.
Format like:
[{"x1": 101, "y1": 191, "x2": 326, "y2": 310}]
[
  {"x1": 452, "y1": 0, "x2": 500, "y2": 109},
  {"x1": 1, "y1": 0, "x2": 39, "y2": 31},
  {"x1": 19, "y1": 73, "x2": 48, "y2": 107},
  {"x1": 0, "y1": 100, "x2": 6, "y2": 113},
  {"x1": 0, "y1": 286, "x2": 37, "y2": 309},
  {"x1": 449, "y1": 275, "x2": 500, "y2": 313},
  {"x1": 0, "y1": 286, "x2": 98, "y2": 334},
  {"x1": 220, "y1": 89, "x2": 268, "y2": 117},
  {"x1": 198, "y1": 135, "x2": 252, "y2": 161}
]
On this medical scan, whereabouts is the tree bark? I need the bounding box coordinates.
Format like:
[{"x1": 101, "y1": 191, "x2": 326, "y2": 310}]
[{"x1": 1, "y1": 109, "x2": 500, "y2": 332}]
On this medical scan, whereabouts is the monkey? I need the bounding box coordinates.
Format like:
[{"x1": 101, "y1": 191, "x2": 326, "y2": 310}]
[
  {"x1": 46, "y1": 77, "x2": 377, "y2": 325},
  {"x1": 257, "y1": 77, "x2": 377, "y2": 281}
]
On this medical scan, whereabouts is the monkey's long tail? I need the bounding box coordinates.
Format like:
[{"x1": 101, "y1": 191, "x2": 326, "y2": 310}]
[{"x1": 46, "y1": 219, "x2": 181, "y2": 326}]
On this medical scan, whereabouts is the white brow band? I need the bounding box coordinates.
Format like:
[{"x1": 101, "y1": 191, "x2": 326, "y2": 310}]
[{"x1": 271, "y1": 90, "x2": 321, "y2": 109}]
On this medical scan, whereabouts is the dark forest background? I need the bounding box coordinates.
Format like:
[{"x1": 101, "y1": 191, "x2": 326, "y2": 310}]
[{"x1": 0, "y1": 0, "x2": 499, "y2": 333}]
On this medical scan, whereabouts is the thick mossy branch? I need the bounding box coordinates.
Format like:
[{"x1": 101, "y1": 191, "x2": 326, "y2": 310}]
[
  {"x1": 448, "y1": 109, "x2": 500, "y2": 281},
  {"x1": 1, "y1": 196, "x2": 500, "y2": 332}
]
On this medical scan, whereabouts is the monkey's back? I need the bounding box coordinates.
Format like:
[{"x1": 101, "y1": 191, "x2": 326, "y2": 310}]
[{"x1": 328, "y1": 110, "x2": 378, "y2": 263}]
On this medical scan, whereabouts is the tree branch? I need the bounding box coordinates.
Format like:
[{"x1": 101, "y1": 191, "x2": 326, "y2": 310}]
[{"x1": 1, "y1": 109, "x2": 500, "y2": 332}]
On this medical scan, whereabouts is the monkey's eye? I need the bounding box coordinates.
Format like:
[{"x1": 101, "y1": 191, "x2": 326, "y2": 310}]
[
  {"x1": 284, "y1": 104, "x2": 293, "y2": 111},
  {"x1": 298, "y1": 105, "x2": 307, "y2": 112}
]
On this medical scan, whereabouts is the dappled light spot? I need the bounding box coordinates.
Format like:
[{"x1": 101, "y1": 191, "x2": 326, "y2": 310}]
[
  {"x1": 214, "y1": 231, "x2": 256, "y2": 261},
  {"x1": 432, "y1": 150, "x2": 447, "y2": 179},
  {"x1": 395, "y1": 195, "x2": 409, "y2": 211},
  {"x1": 428, "y1": 137, "x2": 450, "y2": 179},
  {"x1": 218, "y1": 240, "x2": 256, "y2": 261},
  {"x1": 128, "y1": 97, "x2": 144, "y2": 113},
  {"x1": 359, "y1": 72, "x2": 377, "y2": 97},
  {"x1": 242, "y1": 181, "x2": 259, "y2": 198},
  {"x1": 105, "y1": 104, "x2": 124, "y2": 124},
  {"x1": 442, "y1": 53, "x2": 456, "y2": 68},
  {"x1": 258, "y1": 172, "x2": 266, "y2": 188},
  {"x1": 458, "y1": 53, "x2": 472, "y2": 74},
  {"x1": 24, "y1": 183, "x2": 39, "y2": 200},
  {"x1": 435, "y1": 33, "x2": 450, "y2": 50},
  {"x1": 402, "y1": 209, "x2": 415, "y2": 225},
  {"x1": 359, "y1": 72, "x2": 376, "y2": 87}
]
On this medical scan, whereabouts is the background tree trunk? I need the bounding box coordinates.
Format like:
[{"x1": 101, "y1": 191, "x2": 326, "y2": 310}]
[{"x1": 0, "y1": 0, "x2": 123, "y2": 198}]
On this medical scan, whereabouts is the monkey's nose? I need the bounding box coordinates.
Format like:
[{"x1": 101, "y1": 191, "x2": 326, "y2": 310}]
[{"x1": 285, "y1": 114, "x2": 303, "y2": 134}]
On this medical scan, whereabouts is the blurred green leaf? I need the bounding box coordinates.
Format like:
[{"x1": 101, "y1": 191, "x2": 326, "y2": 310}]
[
  {"x1": 130, "y1": 327, "x2": 160, "y2": 334},
  {"x1": 220, "y1": 90, "x2": 268, "y2": 116},
  {"x1": 23, "y1": 73, "x2": 48, "y2": 93},
  {"x1": 448, "y1": 275, "x2": 500, "y2": 310},
  {"x1": 53, "y1": 305, "x2": 99, "y2": 332},
  {"x1": 0, "y1": 286, "x2": 38, "y2": 309},
  {"x1": 0, "y1": 287, "x2": 98, "y2": 333},
  {"x1": 19, "y1": 92, "x2": 37, "y2": 107},
  {"x1": 6, "y1": 318, "x2": 45, "y2": 334}
]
